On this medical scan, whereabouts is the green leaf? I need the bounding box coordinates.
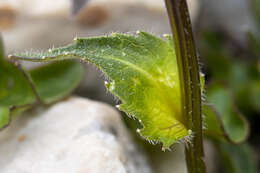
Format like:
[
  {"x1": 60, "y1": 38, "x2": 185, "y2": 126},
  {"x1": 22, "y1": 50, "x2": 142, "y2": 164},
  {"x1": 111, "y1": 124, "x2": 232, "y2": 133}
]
[
  {"x1": 0, "y1": 37, "x2": 83, "y2": 129},
  {"x1": 215, "y1": 141, "x2": 258, "y2": 173},
  {"x1": 0, "y1": 106, "x2": 10, "y2": 129},
  {"x1": 252, "y1": 0, "x2": 260, "y2": 28},
  {"x1": 0, "y1": 56, "x2": 36, "y2": 129},
  {"x1": 10, "y1": 32, "x2": 189, "y2": 148},
  {"x1": 203, "y1": 84, "x2": 249, "y2": 143},
  {"x1": 250, "y1": 80, "x2": 260, "y2": 112},
  {"x1": 199, "y1": 32, "x2": 231, "y2": 80},
  {"x1": 248, "y1": 32, "x2": 260, "y2": 59},
  {"x1": 29, "y1": 61, "x2": 83, "y2": 104}
]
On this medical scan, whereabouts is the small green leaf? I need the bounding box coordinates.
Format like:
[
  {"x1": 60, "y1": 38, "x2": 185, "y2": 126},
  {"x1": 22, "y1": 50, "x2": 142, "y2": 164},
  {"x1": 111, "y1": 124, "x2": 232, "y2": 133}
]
[
  {"x1": 199, "y1": 32, "x2": 231, "y2": 80},
  {"x1": 0, "y1": 57, "x2": 36, "y2": 129},
  {"x1": 248, "y1": 32, "x2": 260, "y2": 58},
  {"x1": 250, "y1": 80, "x2": 260, "y2": 112},
  {"x1": 252, "y1": 0, "x2": 260, "y2": 27},
  {"x1": 203, "y1": 84, "x2": 249, "y2": 143},
  {"x1": 29, "y1": 61, "x2": 83, "y2": 104},
  {"x1": 0, "y1": 36, "x2": 83, "y2": 129},
  {"x1": 10, "y1": 32, "x2": 189, "y2": 148},
  {"x1": 0, "y1": 106, "x2": 10, "y2": 129},
  {"x1": 215, "y1": 141, "x2": 258, "y2": 173}
]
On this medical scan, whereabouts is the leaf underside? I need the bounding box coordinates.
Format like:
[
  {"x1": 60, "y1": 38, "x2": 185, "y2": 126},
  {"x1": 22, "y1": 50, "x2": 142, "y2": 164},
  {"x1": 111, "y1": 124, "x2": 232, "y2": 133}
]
[{"x1": 11, "y1": 32, "x2": 188, "y2": 148}]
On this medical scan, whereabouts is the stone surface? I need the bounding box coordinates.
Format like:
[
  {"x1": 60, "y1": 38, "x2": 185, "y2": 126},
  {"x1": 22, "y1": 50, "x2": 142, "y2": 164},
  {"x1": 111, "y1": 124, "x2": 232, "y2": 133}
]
[{"x1": 0, "y1": 97, "x2": 151, "y2": 173}]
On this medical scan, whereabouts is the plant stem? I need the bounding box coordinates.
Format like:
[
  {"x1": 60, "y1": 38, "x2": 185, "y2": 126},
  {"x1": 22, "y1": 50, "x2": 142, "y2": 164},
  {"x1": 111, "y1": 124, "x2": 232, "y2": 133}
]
[{"x1": 164, "y1": 0, "x2": 206, "y2": 173}]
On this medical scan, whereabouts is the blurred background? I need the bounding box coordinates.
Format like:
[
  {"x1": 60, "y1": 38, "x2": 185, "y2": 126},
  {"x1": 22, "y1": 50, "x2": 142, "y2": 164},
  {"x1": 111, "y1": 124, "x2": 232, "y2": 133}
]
[{"x1": 0, "y1": 0, "x2": 259, "y2": 172}]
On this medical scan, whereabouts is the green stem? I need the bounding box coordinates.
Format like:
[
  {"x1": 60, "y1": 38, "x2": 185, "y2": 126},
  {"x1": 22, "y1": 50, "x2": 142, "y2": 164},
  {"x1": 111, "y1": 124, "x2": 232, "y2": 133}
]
[{"x1": 164, "y1": 0, "x2": 206, "y2": 173}]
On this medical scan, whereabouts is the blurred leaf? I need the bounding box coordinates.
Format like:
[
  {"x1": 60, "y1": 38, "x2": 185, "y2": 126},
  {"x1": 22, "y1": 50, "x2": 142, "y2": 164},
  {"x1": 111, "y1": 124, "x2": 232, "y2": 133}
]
[
  {"x1": 251, "y1": 0, "x2": 260, "y2": 27},
  {"x1": 0, "y1": 107, "x2": 10, "y2": 129},
  {"x1": 10, "y1": 32, "x2": 189, "y2": 148},
  {"x1": 250, "y1": 80, "x2": 260, "y2": 112},
  {"x1": 203, "y1": 105, "x2": 223, "y2": 138},
  {"x1": 227, "y1": 62, "x2": 253, "y2": 113},
  {"x1": 199, "y1": 32, "x2": 231, "y2": 80},
  {"x1": 200, "y1": 31, "x2": 260, "y2": 114},
  {"x1": 203, "y1": 84, "x2": 249, "y2": 143},
  {"x1": 215, "y1": 141, "x2": 258, "y2": 173},
  {"x1": 30, "y1": 61, "x2": 83, "y2": 104},
  {"x1": 0, "y1": 37, "x2": 83, "y2": 129},
  {"x1": 228, "y1": 63, "x2": 251, "y2": 91},
  {"x1": 248, "y1": 32, "x2": 260, "y2": 58},
  {"x1": 227, "y1": 61, "x2": 260, "y2": 114},
  {"x1": 0, "y1": 40, "x2": 35, "y2": 129}
]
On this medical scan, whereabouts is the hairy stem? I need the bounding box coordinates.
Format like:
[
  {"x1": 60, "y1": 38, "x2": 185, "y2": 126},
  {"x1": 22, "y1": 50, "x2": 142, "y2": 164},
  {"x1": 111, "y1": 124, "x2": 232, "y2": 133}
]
[{"x1": 164, "y1": 0, "x2": 206, "y2": 172}]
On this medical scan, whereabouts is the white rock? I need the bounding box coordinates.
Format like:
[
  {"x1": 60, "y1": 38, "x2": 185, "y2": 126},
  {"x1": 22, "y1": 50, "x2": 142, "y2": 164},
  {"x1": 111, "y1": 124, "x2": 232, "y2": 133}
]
[
  {"x1": 1, "y1": 0, "x2": 200, "y2": 53},
  {"x1": 0, "y1": 0, "x2": 199, "y2": 19},
  {"x1": 0, "y1": 97, "x2": 151, "y2": 173},
  {"x1": 0, "y1": 0, "x2": 70, "y2": 17}
]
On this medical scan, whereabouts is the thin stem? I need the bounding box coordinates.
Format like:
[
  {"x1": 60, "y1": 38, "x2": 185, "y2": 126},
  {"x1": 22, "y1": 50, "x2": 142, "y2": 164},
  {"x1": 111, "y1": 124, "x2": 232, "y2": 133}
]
[
  {"x1": 12, "y1": 61, "x2": 46, "y2": 105},
  {"x1": 164, "y1": 0, "x2": 206, "y2": 173}
]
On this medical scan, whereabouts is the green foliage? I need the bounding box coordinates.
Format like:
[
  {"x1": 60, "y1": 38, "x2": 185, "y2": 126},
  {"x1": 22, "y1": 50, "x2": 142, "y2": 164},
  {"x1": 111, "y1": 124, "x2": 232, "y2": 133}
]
[
  {"x1": 215, "y1": 141, "x2": 258, "y2": 173},
  {"x1": 11, "y1": 32, "x2": 187, "y2": 148},
  {"x1": 203, "y1": 84, "x2": 249, "y2": 143},
  {"x1": 10, "y1": 32, "x2": 248, "y2": 149},
  {"x1": 248, "y1": 32, "x2": 260, "y2": 58},
  {"x1": 29, "y1": 61, "x2": 83, "y2": 104},
  {"x1": 200, "y1": 31, "x2": 260, "y2": 114},
  {"x1": 252, "y1": 0, "x2": 260, "y2": 28},
  {"x1": 198, "y1": 30, "x2": 259, "y2": 173},
  {"x1": 0, "y1": 37, "x2": 83, "y2": 129},
  {"x1": 250, "y1": 80, "x2": 260, "y2": 112}
]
